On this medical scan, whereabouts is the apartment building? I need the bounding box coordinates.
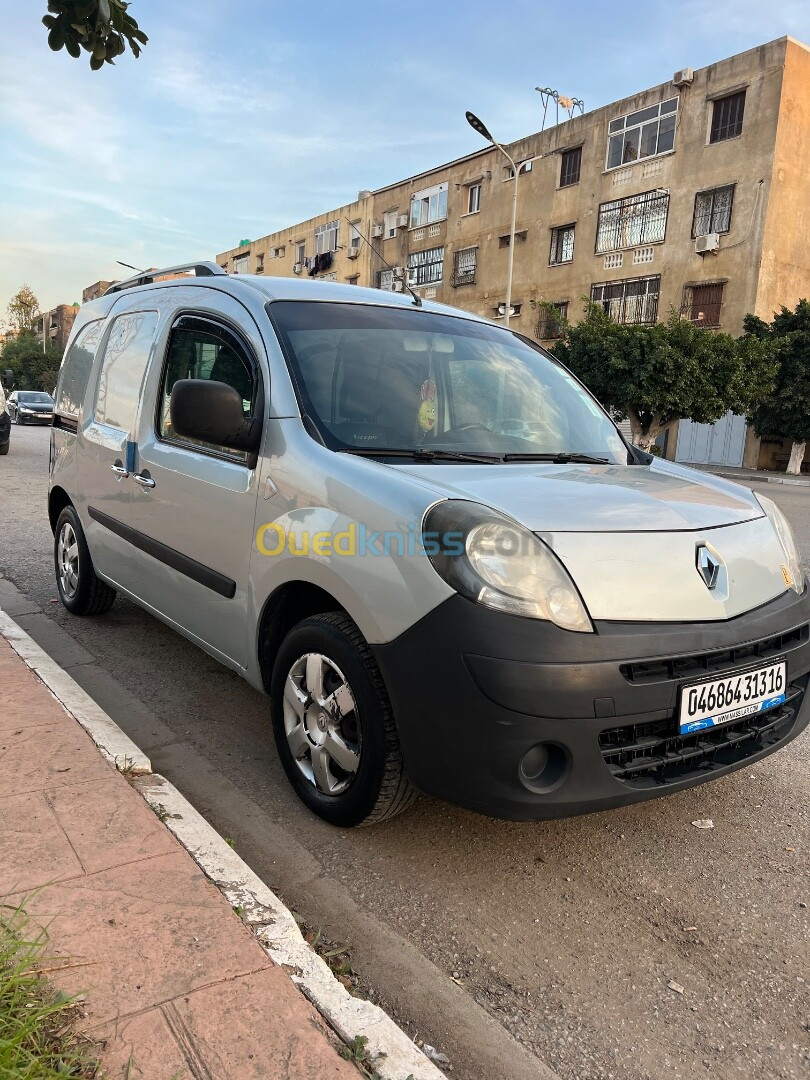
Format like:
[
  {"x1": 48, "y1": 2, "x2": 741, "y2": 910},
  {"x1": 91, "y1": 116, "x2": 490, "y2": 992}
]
[
  {"x1": 215, "y1": 36, "x2": 810, "y2": 470},
  {"x1": 35, "y1": 303, "x2": 80, "y2": 356},
  {"x1": 82, "y1": 280, "x2": 116, "y2": 303}
]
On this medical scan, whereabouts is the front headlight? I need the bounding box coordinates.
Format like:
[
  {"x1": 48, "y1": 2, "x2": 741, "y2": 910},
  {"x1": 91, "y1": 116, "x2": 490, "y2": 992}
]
[
  {"x1": 423, "y1": 500, "x2": 593, "y2": 632},
  {"x1": 756, "y1": 494, "x2": 806, "y2": 594}
]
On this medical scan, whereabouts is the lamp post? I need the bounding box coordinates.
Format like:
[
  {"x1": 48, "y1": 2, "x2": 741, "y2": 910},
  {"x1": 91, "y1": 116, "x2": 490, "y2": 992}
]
[{"x1": 466, "y1": 110, "x2": 521, "y2": 328}]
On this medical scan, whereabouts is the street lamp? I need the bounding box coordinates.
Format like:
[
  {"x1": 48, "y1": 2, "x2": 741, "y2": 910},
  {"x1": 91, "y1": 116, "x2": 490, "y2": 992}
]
[{"x1": 466, "y1": 110, "x2": 522, "y2": 328}]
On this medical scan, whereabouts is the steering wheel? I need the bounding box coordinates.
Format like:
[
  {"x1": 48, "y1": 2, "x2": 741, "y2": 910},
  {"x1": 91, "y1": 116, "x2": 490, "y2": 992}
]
[{"x1": 442, "y1": 423, "x2": 492, "y2": 436}]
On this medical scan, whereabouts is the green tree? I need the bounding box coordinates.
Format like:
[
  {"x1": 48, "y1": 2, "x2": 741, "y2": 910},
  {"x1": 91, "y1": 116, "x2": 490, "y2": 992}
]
[
  {"x1": 42, "y1": 1, "x2": 147, "y2": 69},
  {"x1": 551, "y1": 303, "x2": 776, "y2": 450},
  {"x1": 744, "y1": 299, "x2": 810, "y2": 474},
  {"x1": 0, "y1": 335, "x2": 62, "y2": 392},
  {"x1": 6, "y1": 285, "x2": 40, "y2": 336}
]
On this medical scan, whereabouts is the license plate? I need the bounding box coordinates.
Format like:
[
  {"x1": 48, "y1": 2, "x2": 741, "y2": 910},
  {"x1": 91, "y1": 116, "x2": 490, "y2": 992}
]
[{"x1": 678, "y1": 661, "x2": 787, "y2": 734}]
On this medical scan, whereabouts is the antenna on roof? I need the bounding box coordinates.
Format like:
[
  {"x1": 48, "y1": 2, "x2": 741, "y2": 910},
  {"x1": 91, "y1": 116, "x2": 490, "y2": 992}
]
[{"x1": 343, "y1": 217, "x2": 422, "y2": 307}]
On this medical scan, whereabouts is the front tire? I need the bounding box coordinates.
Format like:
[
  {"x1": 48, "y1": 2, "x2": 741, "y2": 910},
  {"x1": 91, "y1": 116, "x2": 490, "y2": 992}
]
[
  {"x1": 0, "y1": 441, "x2": 8, "y2": 456},
  {"x1": 54, "y1": 505, "x2": 117, "y2": 616},
  {"x1": 270, "y1": 612, "x2": 416, "y2": 827}
]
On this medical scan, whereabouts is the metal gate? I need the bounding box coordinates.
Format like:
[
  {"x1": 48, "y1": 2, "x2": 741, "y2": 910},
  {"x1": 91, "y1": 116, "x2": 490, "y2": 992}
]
[{"x1": 675, "y1": 411, "x2": 747, "y2": 467}]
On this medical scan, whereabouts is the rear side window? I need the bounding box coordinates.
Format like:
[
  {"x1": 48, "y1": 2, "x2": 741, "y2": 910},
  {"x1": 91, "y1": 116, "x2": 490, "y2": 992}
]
[
  {"x1": 56, "y1": 320, "x2": 104, "y2": 419},
  {"x1": 95, "y1": 312, "x2": 159, "y2": 432},
  {"x1": 158, "y1": 316, "x2": 258, "y2": 461}
]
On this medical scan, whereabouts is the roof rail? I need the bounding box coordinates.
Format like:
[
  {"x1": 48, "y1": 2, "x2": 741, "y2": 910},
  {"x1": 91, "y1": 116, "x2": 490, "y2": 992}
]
[{"x1": 104, "y1": 262, "x2": 227, "y2": 296}]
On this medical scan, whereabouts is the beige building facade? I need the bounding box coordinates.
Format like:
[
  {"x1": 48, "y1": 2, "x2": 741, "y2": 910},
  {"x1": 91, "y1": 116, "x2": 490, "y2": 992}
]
[
  {"x1": 216, "y1": 36, "x2": 810, "y2": 470},
  {"x1": 35, "y1": 303, "x2": 80, "y2": 357}
]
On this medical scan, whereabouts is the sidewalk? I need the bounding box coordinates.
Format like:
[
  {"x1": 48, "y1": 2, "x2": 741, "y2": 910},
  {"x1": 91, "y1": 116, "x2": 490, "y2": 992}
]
[
  {"x1": 691, "y1": 463, "x2": 810, "y2": 487},
  {"x1": 0, "y1": 632, "x2": 361, "y2": 1080}
]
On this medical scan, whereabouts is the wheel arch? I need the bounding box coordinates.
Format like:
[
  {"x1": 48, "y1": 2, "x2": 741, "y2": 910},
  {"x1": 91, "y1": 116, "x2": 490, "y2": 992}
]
[
  {"x1": 257, "y1": 580, "x2": 349, "y2": 694},
  {"x1": 48, "y1": 486, "x2": 73, "y2": 534}
]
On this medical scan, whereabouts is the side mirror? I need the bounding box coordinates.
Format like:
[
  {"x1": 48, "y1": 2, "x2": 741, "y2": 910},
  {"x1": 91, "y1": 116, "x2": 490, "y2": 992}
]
[
  {"x1": 1, "y1": 369, "x2": 13, "y2": 391},
  {"x1": 169, "y1": 379, "x2": 261, "y2": 454}
]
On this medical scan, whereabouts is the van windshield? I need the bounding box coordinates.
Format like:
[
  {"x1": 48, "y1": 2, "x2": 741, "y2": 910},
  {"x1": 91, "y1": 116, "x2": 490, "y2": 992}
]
[{"x1": 269, "y1": 301, "x2": 630, "y2": 464}]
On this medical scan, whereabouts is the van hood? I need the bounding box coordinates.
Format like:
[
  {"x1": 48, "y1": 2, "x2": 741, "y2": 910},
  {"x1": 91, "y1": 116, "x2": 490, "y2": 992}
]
[
  {"x1": 388, "y1": 459, "x2": 763, "y2": 532},
  {"x1": 386, "y1": 459, "x2": 791, "y2": 621}
]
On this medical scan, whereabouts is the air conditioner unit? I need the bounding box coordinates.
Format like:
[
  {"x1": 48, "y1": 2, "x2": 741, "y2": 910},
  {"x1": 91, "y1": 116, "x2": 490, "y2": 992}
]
[
  {"x1": 393, "y1": 281, "x2": 405, "y2": 292},
  {"x1": 397, "y1": 214, "x2": 409, "y2": 229},
  {"x1": 292, "y1": 262, "x2": 303, "y2": 275},
  {"x1": 673, "y1": 67, "x2": 694, "y2": 87},
  {"x1": 371, "y1": 224, "x2": 384, "y2": 238},
  {"x1": 347, "y1": 246, "x2": 360, "y2": 259},
  {"x1": 695, "y1": 232, "x2": 720, "y2": 255}
]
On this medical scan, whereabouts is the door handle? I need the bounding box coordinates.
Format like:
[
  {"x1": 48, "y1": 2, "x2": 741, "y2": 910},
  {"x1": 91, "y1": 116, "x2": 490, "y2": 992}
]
[
  {"x1": 110, "y1": 461, "x2": 129, "y2": 478},
  {"x1": 132, "y1": 471, "x2": 156, "y2": 489}
]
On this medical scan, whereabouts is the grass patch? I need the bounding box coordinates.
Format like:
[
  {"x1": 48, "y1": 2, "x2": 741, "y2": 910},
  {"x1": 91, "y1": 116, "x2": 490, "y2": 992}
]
[{"x1": 0, "y1": 900, "x2": 100, "y2": 1078}]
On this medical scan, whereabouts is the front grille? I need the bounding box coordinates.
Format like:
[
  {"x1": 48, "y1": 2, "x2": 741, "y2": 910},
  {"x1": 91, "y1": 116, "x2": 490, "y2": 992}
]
[
  {"x1": 599, "y1": 679, "x2": 806, "y2": 787},
  {"x1": 620, "y1": 624, "x2": 809, "y2": 685}
]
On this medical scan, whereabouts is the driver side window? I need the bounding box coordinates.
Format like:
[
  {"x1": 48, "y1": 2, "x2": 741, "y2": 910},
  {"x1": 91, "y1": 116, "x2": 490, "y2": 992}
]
[{"x1": 159, "y1": 318, "x2": 257, "y2": 461}]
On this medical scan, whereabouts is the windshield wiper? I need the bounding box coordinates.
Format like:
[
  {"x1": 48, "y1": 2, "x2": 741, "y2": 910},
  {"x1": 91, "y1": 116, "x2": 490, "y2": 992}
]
[
  {"x1": 502, "y1": 452, "x2": 610, "y2": 464},
  {"x1": 338, "y1": 447, "x2": 501, "y2": 464}
]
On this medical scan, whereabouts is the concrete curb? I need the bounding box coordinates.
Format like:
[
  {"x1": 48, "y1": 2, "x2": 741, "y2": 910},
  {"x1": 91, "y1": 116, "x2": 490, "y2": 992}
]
[{"x1": 0, "y1": 606, "x2": 444, "y2": 1080}]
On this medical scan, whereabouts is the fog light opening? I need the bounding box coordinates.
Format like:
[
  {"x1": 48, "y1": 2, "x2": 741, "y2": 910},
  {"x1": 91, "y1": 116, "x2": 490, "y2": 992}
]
[{"x1": 519, "y1": 742, "x2": 569, "y2": 794}]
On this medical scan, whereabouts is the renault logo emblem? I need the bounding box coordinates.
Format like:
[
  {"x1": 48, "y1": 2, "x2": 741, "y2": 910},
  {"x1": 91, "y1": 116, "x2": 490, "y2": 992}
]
[{"x1": 696, "y1": 544, "x2": 720, "y2": 590}]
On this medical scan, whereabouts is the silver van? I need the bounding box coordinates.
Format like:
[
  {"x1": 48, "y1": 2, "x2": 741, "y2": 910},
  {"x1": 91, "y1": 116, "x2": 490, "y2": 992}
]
[{"x1": 49, "y1": 264, "x2": 809, "y2": 826}]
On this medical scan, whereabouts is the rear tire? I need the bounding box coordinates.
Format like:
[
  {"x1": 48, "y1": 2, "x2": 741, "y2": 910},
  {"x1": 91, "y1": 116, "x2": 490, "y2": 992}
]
[
  {"x1": 0, "y1": 441, "x2": 8, "y2": 456},
  {"x1": 270, "y1": 612, "x2": 416, "y2": 827},
  {"x1": 54, "y1": 505, "x2": 117, "y2": 616}
]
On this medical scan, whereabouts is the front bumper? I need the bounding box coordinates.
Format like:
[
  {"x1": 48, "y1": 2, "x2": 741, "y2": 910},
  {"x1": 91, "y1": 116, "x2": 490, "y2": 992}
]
[
  {"x1": 18, "y1": 411, "x2": 53, "y2": 424},
  {"x1": 372, "y1": 586, "x2": 810, "y2": 820}
]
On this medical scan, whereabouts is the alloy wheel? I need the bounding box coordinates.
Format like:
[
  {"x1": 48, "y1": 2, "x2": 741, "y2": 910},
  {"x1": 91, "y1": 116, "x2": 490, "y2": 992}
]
[
  {"x1": 282, "y1": 652, "x2": 361, "y2": 795},
  {"x1": 57, "y1": 521, "x2": 79, "y2": 599}
]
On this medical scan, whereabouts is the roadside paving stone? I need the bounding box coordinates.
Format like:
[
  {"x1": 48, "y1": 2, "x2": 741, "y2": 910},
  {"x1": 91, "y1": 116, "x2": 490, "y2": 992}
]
[
  {"x1": 96, "y1": 971, "x2": 360, "y2": 1080},
  {"x1": 158, "y1": 968, "x2": 361, "y2": 1079},
  {"x1": 93, "y1": 1009, "x2": 192, "y2": 1080},
  {"x1": 0, "y1": 636, "x2": 363, "y2": 1077},
  {"x1": 15, "y1": 850, "x2": 275, "y2": 1023},
  {"x1": 0, "y1": 789, "x2": 84, "y2": 893},
  {"x1": 0, "y1": 721, "x2": 113, "y2": 794},
  {"x1": 0, "y1": 677, "x2": 61, "y2": 730},
  {"x1": 46, "y1": 776, "x2": 177, "y2": 875}
]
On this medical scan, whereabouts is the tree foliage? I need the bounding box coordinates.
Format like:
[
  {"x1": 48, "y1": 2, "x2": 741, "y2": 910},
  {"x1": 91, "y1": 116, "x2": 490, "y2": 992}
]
[
  {"x1": 6, "y1": 285, "x2": 40, "y2": 336},
  {"x1": 0, "y1": 335, "x2": 62, "y2": 392},
  {"x1": 42, "y1": 0, "x2": 147, "y2": 69},
  {"x1": 551, "y1": 303, "x2": 776, "y2": 449},
  {"x1": 744, "y1": 299, "x2": 810, "y2": 443}
]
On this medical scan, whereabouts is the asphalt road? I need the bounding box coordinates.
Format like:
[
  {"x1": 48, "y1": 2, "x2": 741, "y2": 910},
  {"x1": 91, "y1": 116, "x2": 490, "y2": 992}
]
[{"x1": 2, "y1": 423, "x2": 809, "y2": 1080}]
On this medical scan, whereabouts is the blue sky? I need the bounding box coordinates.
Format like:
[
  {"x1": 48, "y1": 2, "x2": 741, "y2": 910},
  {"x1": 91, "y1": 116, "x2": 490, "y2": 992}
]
[{"x1": 1, "y1": 0, "x2": 808, "y2": 315}]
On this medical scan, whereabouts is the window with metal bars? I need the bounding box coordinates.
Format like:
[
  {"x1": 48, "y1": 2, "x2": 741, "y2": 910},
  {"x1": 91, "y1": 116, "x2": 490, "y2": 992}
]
[
  {"x1": 595, "y1": 191, "x2": 669, "y2": 253},
  {"x1": 377, "y1": 268, "x2": 395, "y2": 292},
  {"x1": 451, "y1": 247, "x2": 477, "y2": 286},
  {"x1": 549, "y1": 224, "x2": 575, "y2": 265},
  {"x1": 692, "y1": 186, "x2": 734, "y2": 237},
  {"x1": 681, "y1": 282, "x2": 724, "y2": 327},
  {"x1": 710, "y1": 91, "x2": 745, "y2": 143},
  {"x1": 535, "y1": 301, "x2": 569, "y2": 340},
  {"x1": 559, "y1": 147, "x2": 581, "y2": 188},
  {"x1": 407, "y1": 246, "x2": 444, "y2": 286},
  {"x1": 591, "y1": 276, "x2": 660, "y2": 325}
]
